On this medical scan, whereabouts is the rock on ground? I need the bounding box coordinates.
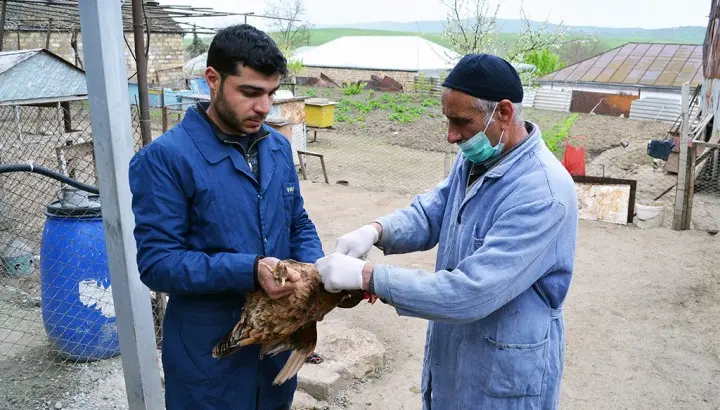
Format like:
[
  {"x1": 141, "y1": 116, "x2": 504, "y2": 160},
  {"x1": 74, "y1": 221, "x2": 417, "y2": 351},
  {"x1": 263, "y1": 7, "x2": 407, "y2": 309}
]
[
  {"x1": 291, "y1": 391, "x2": 327, "y2": 410},
  {"x1": 295, "y1": 317, "x2": 386, "y2": 403}
]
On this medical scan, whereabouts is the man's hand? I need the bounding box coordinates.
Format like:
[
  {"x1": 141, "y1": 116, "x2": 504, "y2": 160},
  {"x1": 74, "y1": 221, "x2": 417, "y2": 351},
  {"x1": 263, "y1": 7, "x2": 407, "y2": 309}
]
[
  {"x1": 335, "y1": 223, "x2": 382, "y2": 259},
  {"x1": 315, "y1": 253, "x2": 368, "y2": 293},
  {"x1": 257, "y1": 257, "x2": 301, "y2": 300}
]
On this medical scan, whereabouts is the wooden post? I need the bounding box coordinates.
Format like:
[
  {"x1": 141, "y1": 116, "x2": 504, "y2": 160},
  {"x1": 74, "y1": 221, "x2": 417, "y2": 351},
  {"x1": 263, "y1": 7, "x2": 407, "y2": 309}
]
[
  {"x1": 45, "y1": 18, "x2": 52, "y2": 49},
  {"x1": 673, "y1": 82, "x2": 692, "y2": 230},
  {"x1": 0, "y1": 0, "x2": 7, "y2": 52}
]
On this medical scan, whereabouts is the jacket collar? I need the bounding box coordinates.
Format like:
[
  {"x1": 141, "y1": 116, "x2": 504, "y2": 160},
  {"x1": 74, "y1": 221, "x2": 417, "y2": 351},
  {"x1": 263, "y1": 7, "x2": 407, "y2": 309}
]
[{"x1": 183, "y1": 106, "x2": 283, "y2": 192}]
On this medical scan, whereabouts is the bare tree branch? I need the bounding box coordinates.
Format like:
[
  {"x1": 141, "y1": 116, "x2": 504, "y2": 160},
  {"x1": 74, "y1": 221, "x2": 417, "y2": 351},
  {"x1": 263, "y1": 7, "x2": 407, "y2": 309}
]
[
  {"x1": 440, "y1": 0, "x2": 500, "y2": 61},
  {"x1": 264, "y1": 0, "x2": 311, "y2": 56}
]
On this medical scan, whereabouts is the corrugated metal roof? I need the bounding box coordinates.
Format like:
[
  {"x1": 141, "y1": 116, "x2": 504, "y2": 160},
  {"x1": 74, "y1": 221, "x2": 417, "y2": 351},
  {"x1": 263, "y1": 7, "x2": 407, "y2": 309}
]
[
  {"x1": 2, "y1": 0, "x2": 183, "y2": 33},
  {"x1": 289, "y1": 36, "x2": 460, "y2": 72},
  {"x1": 541, "y1": 42, "x2": 704, "y2": 88},
  {"x1": 0, "y1": 49, "x2": 39, "y2": 76},
  {"x1": 0, "y1": 49, "x2": 87, "y2": 105}
]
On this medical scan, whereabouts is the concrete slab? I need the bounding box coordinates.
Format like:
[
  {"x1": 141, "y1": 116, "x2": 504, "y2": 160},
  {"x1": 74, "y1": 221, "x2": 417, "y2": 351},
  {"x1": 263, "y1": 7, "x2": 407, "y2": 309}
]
[
  {"x1": 291, "y1": 390, "x2": 327, "y2": 410},
  {"x1": 296, "y1": 317, "x2": 386, "y2": 402}
]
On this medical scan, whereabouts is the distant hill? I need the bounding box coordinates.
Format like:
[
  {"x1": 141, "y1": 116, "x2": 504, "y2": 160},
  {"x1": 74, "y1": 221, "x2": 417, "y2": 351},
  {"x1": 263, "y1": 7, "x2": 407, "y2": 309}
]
[{"x1": 314, "y1": 19, "x2": 706, "y2": 44}]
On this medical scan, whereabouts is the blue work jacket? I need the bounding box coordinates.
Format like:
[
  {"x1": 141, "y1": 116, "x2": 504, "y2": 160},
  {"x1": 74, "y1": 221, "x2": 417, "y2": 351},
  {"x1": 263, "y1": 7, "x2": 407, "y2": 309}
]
[
  {"x1": 371, "y1": 123, "x2": 578, "y2": 409},
  {"x1": 128, "y1": 106, "x2": 324, "y2": 410}
]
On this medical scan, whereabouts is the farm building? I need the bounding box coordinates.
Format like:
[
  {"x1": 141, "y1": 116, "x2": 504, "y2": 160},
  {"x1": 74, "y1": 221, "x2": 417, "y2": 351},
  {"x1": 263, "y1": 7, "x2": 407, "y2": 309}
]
[
  {"x1": 291, "y1": 36, "x2": 461, "y2": 91},
  {"x1": 535, "y1": 42, "x2": 704, "y2": 121},
  {"x1": 0, "y1": 0, "x2": 186, "y2": 88},
  {"x1": 0, "y1": 48, "x2": 93, "y2": 274}
]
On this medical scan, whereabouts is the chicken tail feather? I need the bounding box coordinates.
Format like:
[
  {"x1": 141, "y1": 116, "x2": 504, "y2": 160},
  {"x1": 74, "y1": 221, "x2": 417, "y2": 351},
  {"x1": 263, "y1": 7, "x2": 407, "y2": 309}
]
[
  {"x1": 273, "y1": 344, "x2": 315, "y2": 385},
  {"x1": 272, "y1": 323, "x2": 317, "y2": 385}
]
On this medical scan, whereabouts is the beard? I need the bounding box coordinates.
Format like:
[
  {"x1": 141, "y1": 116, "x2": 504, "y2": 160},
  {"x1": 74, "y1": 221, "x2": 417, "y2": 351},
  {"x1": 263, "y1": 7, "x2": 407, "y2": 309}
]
[{"x1": 213, "y1": 81, "x2": 265, "y2": 135}]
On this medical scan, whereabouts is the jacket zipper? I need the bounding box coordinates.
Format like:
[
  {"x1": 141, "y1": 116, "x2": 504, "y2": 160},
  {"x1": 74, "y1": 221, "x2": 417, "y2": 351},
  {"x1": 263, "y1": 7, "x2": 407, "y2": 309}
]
[{"x1": 224, "y1": 133, "x2": 269, "y2": 175}]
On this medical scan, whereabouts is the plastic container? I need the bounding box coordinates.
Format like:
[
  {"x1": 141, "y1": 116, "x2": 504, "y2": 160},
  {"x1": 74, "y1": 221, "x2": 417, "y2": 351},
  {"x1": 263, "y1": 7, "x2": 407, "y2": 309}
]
[
  {"x1": 635, "y1": 202, "x2": 665, "y2": 228},
  {"x1": 39, "y1": 193, "x2": 120, "y2": 361}
]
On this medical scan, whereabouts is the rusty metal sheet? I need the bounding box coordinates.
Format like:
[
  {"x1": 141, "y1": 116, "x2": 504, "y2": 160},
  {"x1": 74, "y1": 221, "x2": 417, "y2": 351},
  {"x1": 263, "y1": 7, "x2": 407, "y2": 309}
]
[{"x1": 570, "y1": 90, "x2": 638, "y2": 117}]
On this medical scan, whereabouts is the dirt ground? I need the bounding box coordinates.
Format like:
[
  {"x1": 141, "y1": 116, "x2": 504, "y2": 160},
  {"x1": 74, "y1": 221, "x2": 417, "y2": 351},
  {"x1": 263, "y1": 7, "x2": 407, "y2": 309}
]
[
  {"x1": 298, "y1": 181, "x2": 720, "y2": 410},
  {"x1": 1, "y1": 88, "x2": 719, "y2": 409}
]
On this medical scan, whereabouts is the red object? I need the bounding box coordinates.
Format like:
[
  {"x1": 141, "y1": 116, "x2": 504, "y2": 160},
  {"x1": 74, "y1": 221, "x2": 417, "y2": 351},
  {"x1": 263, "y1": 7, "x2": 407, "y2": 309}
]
[
  {"x1": 561, "y1": 136, "x2": 587, "y2": 176},
  {"x1": 362, "y1": 290, "x2": 378, "y2": 304}
]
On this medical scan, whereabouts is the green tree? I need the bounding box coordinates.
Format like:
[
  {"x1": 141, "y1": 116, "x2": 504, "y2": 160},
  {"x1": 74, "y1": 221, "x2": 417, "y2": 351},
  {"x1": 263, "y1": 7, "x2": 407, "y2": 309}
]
[
  {"x1": 185, "y1": 25, "x2": 208, "y2": 59},
  {"x1": 523, "y1": 48, "x2": 563, "y2": 77}
]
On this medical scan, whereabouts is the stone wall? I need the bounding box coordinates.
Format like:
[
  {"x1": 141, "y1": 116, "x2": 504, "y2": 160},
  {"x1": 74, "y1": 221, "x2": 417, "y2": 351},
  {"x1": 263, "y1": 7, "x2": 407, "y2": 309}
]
[
  {"x1": 299, "y1": 66, "x2": 418, "y2": 91},
  {"x1": 1, "y1": 31, "x2": 185, "y2": 89}
]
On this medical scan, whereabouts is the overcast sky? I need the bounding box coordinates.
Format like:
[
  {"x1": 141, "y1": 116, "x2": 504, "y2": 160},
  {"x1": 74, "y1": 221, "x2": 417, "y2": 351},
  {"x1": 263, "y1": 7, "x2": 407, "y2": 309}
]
[{"x1": 157, "y1": 0, "x2": 711, "y2": 31}]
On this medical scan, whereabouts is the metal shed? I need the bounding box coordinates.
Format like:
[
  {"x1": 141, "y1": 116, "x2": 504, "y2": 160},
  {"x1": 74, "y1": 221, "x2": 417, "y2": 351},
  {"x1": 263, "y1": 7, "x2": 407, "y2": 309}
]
[
  {"x1": 0, "y1": 48, "x2": 87, "y2": 106},
  {"x1": 0, "y1": 48, "x2": 88, "y2": 146},
  {"x1": 0, "y1": 48, "x2": 94, "y2": 279}
]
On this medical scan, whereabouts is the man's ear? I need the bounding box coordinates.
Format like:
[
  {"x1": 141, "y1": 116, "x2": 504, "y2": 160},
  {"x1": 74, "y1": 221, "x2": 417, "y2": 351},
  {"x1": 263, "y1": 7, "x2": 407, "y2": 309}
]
[
  {"x1": 496, "y1": 99, "x2": 515, "y2": 124},
  {"x1": 204, "y1": 67, "x2": 221, "y2": 96}
]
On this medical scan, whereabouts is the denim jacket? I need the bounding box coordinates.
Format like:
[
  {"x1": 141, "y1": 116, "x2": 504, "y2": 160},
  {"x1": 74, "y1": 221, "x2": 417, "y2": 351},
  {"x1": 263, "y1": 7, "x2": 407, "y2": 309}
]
[{"x1": 371, "y1": 122, "x2": 578, "y2": 409}]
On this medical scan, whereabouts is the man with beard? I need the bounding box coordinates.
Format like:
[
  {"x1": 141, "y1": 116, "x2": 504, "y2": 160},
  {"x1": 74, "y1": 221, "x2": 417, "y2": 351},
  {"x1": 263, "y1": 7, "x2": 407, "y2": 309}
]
[{"x1": 128, "y1": 24, "x2": 323, "y2": 409}]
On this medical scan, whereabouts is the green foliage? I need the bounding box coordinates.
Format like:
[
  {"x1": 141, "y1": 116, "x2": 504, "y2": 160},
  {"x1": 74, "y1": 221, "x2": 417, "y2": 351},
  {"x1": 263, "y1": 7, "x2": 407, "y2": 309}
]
[
  {"x1": 414, "y1": 72, "x2": 434, "y2": 94},
  {"x1": 544, "y1": 113, "x2": 579, "y2": 155},
  {"x1": 342, "y1": 82, "x2": 366, "y2": 96},
  {"x1": 185, "y1": 25, "x2": 209, "y2": 59},
  {"x1": 331, "y1": 91, "x2": 435, "y2": 124},
  {"x1": 287, "y1": 60, "x2": 305, "y2": 76},
  {"x1": 523, "y1": 49, "x2": 563, "y2": 76}
]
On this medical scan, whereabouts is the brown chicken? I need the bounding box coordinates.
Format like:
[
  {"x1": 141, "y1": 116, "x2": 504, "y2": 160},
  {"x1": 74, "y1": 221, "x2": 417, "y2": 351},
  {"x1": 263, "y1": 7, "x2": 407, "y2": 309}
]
[{"x1": 211, "y1": 259, "x2": 376, "y2": 385}]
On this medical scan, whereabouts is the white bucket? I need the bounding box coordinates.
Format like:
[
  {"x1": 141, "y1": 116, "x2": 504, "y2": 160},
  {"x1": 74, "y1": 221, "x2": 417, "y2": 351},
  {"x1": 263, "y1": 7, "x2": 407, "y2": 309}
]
[{"x1": 635, "y1": 202, "x2": 665, "y2": 228}]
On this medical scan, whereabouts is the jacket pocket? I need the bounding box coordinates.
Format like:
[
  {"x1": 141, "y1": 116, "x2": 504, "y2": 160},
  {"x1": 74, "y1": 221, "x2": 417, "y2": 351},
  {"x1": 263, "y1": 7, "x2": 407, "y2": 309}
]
[
  {"x1": 163, "y1": 306, "x2": 245, "y2": 384},
  {"x1": 478, "y1": 336, "x2": 548, "y2": 398},
  {"x1": 282, "y1": 182, "x2": 295, "y2": 229},
  {"x1": 470, "y1": 223, "x2": 486, "y2": 251}
]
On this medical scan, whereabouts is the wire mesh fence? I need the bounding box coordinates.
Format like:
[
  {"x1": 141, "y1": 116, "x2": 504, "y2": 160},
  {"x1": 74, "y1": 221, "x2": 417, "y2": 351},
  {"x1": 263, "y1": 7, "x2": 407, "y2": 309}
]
[
  {"x1": 687, "y1": 135, "x2": 720, "y2": 232},
  {"x1": 288, "y1": 84, "x2": 455, "y2": 195},
  {"x1": 0, "y1": 100, "x2": 149, "y2": 410}
]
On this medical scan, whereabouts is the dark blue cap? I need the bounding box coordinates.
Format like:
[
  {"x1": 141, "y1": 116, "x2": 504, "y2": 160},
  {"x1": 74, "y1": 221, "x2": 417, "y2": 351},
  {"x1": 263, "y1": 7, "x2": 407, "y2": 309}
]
[{"x1": 442, "y1": 54, "x2": 523, "y2": 103}]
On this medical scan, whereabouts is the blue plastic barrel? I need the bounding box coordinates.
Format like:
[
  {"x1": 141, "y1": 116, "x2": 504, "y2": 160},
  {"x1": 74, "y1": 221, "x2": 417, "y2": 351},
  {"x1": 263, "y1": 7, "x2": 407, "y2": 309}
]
[{"x1": 39, "y1": 194, "x2": 120, "y2": 361}]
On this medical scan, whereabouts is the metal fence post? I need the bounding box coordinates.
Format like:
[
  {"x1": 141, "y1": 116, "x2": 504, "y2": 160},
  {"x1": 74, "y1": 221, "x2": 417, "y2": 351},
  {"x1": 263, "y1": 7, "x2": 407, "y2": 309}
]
[{"x1": 77, "y1": 1, "x2": 164, "y2": 409}]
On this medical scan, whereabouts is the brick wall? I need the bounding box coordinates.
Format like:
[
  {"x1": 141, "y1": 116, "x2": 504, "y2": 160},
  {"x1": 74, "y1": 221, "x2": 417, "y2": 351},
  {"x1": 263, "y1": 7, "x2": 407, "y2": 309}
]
[
  {"x1": 1, "y1": 31, "x2": 185, "y2": 89},
  {"x1": 299, "y1": 66, "x2": 418, "y2": 91}
]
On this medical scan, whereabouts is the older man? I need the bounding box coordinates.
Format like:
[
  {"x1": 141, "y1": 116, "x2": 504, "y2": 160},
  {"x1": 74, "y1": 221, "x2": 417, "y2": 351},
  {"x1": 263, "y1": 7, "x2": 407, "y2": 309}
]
[{"x1": 316, "y1": 54, "x2": 578, "y2": 409}]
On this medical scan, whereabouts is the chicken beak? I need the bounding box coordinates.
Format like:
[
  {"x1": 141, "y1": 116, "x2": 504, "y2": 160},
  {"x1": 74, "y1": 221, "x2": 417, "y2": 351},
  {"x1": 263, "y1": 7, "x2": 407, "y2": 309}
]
[{"x1": 280, "y1": 277, "x2": 286, "y2": 288}]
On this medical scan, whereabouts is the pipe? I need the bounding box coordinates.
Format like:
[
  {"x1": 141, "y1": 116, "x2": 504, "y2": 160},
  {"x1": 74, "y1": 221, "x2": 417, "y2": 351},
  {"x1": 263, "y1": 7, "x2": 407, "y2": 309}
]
[
  {"x1": 0, "y1": 163, "x2": 99, "y2": 194},
  {"x1": 132, "y1": 0, "x2": 152, "y2": 146}
]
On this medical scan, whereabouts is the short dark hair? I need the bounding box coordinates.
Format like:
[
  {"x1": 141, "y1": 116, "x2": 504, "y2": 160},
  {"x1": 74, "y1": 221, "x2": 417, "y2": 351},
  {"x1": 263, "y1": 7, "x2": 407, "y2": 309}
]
[{"x1": 206, "y1": 24, "x2": 288, "y2": 78}]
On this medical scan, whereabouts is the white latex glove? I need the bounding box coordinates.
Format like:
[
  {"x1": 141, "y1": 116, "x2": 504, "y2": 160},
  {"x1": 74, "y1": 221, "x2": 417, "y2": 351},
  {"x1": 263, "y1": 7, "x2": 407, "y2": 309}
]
[
  {"x1": 335, "y1": 224, "x2": 380, "y2": 259},
  {"x1": 315, "y1": 253, "x2": 366, "y2": 293}
]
